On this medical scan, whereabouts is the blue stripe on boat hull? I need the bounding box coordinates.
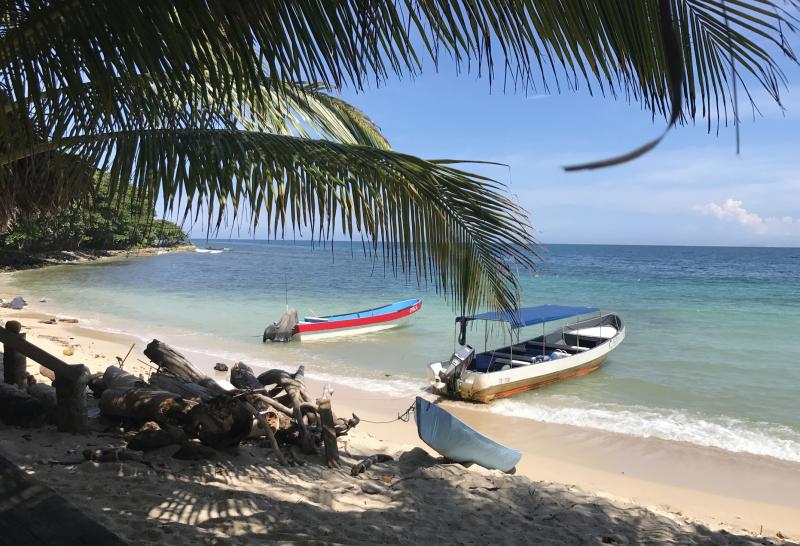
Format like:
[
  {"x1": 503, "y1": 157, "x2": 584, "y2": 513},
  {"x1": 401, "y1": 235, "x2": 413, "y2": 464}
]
[{"x1": 303, "y1": 298, "x2": 420, "y2": 323}]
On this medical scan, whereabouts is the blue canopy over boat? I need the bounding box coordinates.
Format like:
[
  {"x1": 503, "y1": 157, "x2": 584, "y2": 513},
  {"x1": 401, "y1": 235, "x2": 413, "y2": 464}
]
[{"x1": 458, "y1": 304, "x2": 599, "y2": 330}]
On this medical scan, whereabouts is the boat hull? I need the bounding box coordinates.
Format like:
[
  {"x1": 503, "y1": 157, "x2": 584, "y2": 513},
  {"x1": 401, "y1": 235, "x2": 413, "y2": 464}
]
[
  {"x1": 294, "y1": 299, "x2": 421, "y2": 341},
  {"x1": 295, "y1": 319, "x2": 407, "y2": 341},
  {"x1": 428, "y1": 314, "x2": 624, "y2": 402},
  {"x1": 415, "y1": 397, "x2": 522, "y2": 472}
]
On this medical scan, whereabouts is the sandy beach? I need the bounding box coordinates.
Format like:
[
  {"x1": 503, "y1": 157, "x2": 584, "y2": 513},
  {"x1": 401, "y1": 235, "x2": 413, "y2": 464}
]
[{"x1": 1, "y1": 272, "x2": 799, "y2": 545}]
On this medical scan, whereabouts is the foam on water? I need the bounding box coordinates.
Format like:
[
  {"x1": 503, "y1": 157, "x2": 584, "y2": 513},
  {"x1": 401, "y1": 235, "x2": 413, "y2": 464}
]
[{"x1": 490, "y1": 397, "x2": 800, "y2": 463}]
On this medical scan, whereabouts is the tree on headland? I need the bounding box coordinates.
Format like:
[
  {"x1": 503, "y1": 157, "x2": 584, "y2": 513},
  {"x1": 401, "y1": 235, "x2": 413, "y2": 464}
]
[
  {"x1": 1, "y1": 175, "x2": 188, "y2": 252},
  {"x1": 0, "y1": 1, "x2": 796, "y2": 313}
]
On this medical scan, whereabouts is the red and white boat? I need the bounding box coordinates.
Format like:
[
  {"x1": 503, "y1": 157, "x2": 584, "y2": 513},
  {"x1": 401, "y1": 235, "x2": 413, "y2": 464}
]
[
  {"x1": 296, "y1": 298, "x2": 422, "y2": 340},
  {"x1": 264, "y1": 298, "x2": 422, "y2": 342}
]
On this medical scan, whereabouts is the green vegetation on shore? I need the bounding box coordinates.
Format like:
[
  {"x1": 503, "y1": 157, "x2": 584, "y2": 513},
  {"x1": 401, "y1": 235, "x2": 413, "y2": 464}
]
[{"x1": 0, "y1": 177, "x2": 187, "y2": 252}]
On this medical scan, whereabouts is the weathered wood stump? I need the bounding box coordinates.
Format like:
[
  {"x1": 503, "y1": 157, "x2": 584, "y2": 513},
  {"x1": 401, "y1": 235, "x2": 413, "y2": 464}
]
[
  {"x1": 2, "y1": 320, "x2": 27, "y2": 388},
  {"x1": 317, "y1": 398, "x2": 341, "y2": 468},
  {"x1": 53, "y1": 364, "x2": 91, "y2": 434}
]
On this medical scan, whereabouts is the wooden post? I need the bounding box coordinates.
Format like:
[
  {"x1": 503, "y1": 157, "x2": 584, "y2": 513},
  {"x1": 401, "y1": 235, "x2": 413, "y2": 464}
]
[
  {"x1": 53, "y1": 364, "x2": 90, "y2": 434},
  {"x1": 2, "y1": 320, "x2": 27, "y2": 387}
]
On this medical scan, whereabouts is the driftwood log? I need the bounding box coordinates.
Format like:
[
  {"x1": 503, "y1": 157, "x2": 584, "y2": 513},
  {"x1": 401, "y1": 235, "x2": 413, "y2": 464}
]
[
  {"x1": 149, "y1": 372, "x2": 216, "y2": 401},
  {"x1": 350, "y1": 454, "x2": 394, "y2": 476},
  {"x1": 103, "y1": 365, "x2": 145, "y2": 390},
  {"x1": 144, "y1": 340, "x2": 224, "y2": 395},
  {"x1": 99, "y1": 386, "x2": 195, "y2": 425},
  {"x1": 258, "y1": 365, "x2": 317, "y2": 454},
  {"x1": 90, "y1": 340, "x2": 361, "y2": 465}
]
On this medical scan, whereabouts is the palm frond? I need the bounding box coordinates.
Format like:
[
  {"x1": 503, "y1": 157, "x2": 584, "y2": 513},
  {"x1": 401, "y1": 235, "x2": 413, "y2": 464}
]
[
  {"x1": 2, "y1": 1, "x2": 795, "y2": 128},
  {"x1": 13, "y1": 129, "x2": 537, "y2": 312}
]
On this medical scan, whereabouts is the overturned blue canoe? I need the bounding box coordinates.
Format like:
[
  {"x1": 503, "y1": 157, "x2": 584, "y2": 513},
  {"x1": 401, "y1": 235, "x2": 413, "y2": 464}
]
[{"x1": 414, "y1": 397, "x2": 522, "y2": 472}]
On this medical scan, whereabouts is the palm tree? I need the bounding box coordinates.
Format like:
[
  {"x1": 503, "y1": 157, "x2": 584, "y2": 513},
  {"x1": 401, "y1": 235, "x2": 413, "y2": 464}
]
[{"x1": 1, "y1": 1, "x2": 796, "y2": 313}]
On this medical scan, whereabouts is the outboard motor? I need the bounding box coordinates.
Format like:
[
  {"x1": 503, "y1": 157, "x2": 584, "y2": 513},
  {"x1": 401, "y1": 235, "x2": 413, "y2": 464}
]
[
  {"x1": 438, "y1": 345, "x2": 474, "y2": 396},
  {"x1": 263, "y1": 308, "x2": 299, "y2": 342}
]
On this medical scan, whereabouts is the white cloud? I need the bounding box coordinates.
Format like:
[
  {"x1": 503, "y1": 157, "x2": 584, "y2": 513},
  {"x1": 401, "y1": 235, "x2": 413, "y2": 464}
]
[{"x1": 696, "y1": 198, "x2": 799, "y2": 237}]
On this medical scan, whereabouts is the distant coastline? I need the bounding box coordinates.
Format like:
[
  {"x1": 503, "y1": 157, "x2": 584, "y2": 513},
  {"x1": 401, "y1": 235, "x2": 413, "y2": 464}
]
[{"x1": 0, "y1": 243, "x2": 195, "y2": 272}]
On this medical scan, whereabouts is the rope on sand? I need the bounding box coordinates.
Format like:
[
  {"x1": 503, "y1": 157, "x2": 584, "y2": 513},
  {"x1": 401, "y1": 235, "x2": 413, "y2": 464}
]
[{"x1": 358, "y1": 401, "x2": 416, "y2": 424}]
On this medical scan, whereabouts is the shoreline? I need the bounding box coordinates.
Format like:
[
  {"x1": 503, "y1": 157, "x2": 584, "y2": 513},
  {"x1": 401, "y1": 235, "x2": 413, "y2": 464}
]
[
  {"x1": 1, "y1": 275, "x2": 799, "y2": 542},
  {"x1": 0, "y1": 244, "x2": 195, "y2": 272}
]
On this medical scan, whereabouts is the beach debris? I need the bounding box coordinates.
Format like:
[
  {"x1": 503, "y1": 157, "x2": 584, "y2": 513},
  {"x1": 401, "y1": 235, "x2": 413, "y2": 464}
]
[
  {"x1": 126, "y1": 421, "x2": 187, "y2": 451},
  {"x1": 39, "y1": 298, "x2": 47, "y2": 303},
  {"x1": 351, "y1": 454, "x2": 395, "y2": 476},
  {"x1": 58, "y1": 318, "x2": 79, "y2": 324},
  {"x1": 82, "y1": 447, "x2": 147, "y2": 465},
  {"x1": 1, "y1": 296, "x2": 27, "y2": 309},
  {"x1": 62, "y1": 347, "x2": 74, "y2": 356},
  {"x1": 80, "y1": 339, "x2": 362, "y2": 468},
  {"x1": 38, "y1": 365, "x2": 56, "y2": 381},
  {"x1": 39, "y1": 318, "x2": 57, "y2": 324}
]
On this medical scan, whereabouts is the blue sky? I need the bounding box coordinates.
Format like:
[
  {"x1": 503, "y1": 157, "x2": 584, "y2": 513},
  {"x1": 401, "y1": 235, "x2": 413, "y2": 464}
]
[
  {"x1": 193, "y1": 52, "x2": 800, "y2": 247},
  {"x1": 335, "y1": 63, "x2": 800, "y2": 247}
]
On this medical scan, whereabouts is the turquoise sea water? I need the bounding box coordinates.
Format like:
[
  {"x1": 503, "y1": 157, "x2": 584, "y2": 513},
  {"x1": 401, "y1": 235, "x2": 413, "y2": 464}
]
[{"x1": 8, "y1": 241, "x2": 800, "y2": 461}]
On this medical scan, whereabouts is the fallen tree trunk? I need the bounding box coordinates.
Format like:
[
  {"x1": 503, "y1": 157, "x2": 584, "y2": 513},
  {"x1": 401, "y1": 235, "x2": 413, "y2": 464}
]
[
  {"x1": 0, "y1": 383, "x2": 47, "y2": 427},
  {"x1": 144, "y1": 340, "x2": 224, "y2": 395}
]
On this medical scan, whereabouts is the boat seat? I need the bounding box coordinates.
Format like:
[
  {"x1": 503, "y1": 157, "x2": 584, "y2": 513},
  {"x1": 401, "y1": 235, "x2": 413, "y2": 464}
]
[
  {"x1": 493, "y1": 357, "x2": 531, "y2": 368},
  {"x1": 492, "y1": 352, "x2": 537, "y2": 363}
]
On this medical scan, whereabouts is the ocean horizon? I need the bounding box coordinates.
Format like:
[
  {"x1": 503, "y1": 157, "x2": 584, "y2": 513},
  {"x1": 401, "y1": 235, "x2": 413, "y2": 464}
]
[{"x1": 7, "y1": 240, "x2": 800, "y2": 462}]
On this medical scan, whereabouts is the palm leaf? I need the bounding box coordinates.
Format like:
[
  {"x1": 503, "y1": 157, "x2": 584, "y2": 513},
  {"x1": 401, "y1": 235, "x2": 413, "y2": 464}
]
[
  {"x1": 11, "y1": 129, "x2": 537, "y2": 312},
  {"x1": 2, "y1": 1, "x2": 795, "y2": 131}
]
